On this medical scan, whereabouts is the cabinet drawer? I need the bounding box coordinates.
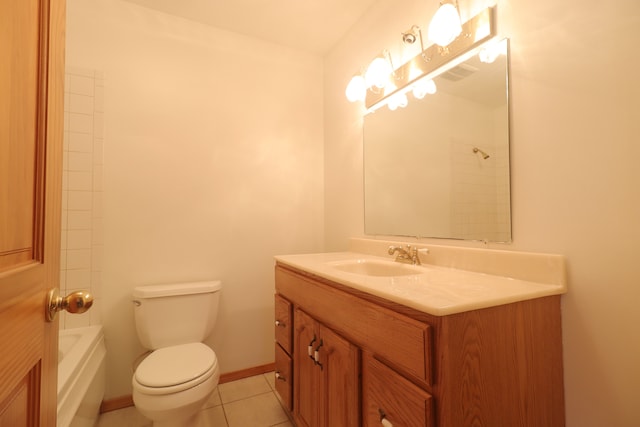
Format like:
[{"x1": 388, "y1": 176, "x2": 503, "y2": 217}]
[
  {"x1": 363, "y1": 353, "x2": 433, "y2": 427},
  {"x1": 274, "y1": 344, "x2": 292, "y2": 411},
  {"x1": 274, "y1": 294, "x2": 292, "y2": 354},
  {"x1": 276, "y1": 266, "x2": 432, "y2": 384}
]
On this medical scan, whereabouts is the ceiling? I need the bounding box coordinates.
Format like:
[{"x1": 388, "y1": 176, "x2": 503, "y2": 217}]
[{"x1": 122, "y1": 0, "x2": 378, "y2": 54}]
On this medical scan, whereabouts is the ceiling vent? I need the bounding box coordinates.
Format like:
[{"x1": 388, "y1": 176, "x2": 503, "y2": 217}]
[{"x1": 440, "y1": 63, "x2": 478, "y2": 81}]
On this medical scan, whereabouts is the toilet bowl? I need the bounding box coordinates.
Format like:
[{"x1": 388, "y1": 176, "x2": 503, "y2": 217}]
[
  {"x1": 131, "y1": 281, "x2": 222, "y2": 426},
  {"x1": 133, "y1": 343, "x2": 220, "y2": 426}
]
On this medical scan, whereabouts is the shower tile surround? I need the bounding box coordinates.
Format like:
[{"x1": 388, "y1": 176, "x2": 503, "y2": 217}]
[
  {"x1": 60, "y1": 67, "x2": 104, "y2": 329},
  {"x1": 450, "y1": 134, "x2": 511, "y2": 242}
]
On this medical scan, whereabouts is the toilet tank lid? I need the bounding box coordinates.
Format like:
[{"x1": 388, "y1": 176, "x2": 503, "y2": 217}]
[{"x1": 133, "y1": 281, "x2": 222, "y2": 298}]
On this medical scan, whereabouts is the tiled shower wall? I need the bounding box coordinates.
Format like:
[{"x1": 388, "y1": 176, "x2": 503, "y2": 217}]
[
  {"x1": 59, "y1": 67, "x2": 104, "y2": 329},
  {"x1": 450, "y1": 106, "x2": 511, "y2": 242}
]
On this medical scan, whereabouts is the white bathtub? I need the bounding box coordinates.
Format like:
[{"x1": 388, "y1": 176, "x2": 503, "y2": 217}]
[{"x1": 58, "y1": 325, "x2": 106, "y2": 427}]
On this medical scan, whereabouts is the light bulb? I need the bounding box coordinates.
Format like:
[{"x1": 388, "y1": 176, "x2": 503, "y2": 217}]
[
  {"x1": 396, "y1": 93, "x2": 408, "y2": 108},
  {"x1": 387, "y1": 97, "x2": 399, "y2": 111},
  {"x1": 345, "y1": 75, "x2": 367, "y2": 102},
  {"x1": 479, "y1": 40, "x2": 506, "y2": 63},
  {"x1": 365, "y1": 57, "x2": 392, "y2": 89},
  {"x1": 388, "y1": 94, "x2": 408, "y2": 111},
  {"x1": 384, "y1": 83, "x2": 397, "y2": 110},
  {"x1": 479, "y1": 47, "x2": 498, "y2": 64},
  {"x1": 412, "y1": 79, "x2": 437, "y2": 99},
  {"x1": 427, "y1": 3, "x2": 462, "y2": 47}
]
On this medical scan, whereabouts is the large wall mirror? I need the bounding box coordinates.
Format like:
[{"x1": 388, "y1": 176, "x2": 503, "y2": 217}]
[{"x1": 364, "y1": 38, "x2": 511, "y2": 242}]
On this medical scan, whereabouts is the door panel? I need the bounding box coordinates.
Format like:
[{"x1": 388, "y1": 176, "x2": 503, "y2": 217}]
[
  {"x1": 0, "y1": 364, "x2": 40, "y2": 427},
  {"x1": 293, "y1": 309, "x2": 320, "y2": 427},
  {"x1": 0, "y1": 0, "x2": 41, "y2": 271},
  {"x1": 0, "y1": 0, "x2": 65, "y2": 425},
  {"x1": 319, "y1": 325, "x2": 360, "y2": 427}
]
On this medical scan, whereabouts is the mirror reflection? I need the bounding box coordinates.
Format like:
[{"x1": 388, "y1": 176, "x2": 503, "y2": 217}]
[{"x1": 364, "y1": 39, "x2": 511, "y2": 242}]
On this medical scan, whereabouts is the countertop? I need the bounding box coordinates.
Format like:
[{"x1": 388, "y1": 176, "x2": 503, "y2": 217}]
[{"x1": 274, "y1": 251, "x2": 567, "y2": 316}]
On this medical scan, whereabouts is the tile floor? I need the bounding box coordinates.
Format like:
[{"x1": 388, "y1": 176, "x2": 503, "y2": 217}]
[{"x1": 97, "y1": 372, "x2": 293, "y2": 427}]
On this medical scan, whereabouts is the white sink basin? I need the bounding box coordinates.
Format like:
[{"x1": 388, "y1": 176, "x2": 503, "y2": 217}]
[{"x1": 327, "y1": 259, "x2": 424, "y2": 277}]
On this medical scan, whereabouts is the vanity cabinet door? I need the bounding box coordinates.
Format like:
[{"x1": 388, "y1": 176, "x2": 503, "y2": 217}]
[
  {"x1": 294, "y1": 309, "x2": 321, "y2": 427},
  {"x1": 293, "y1": 308, "x2": 360, "y2": 427},
  {"x1": 318, "y1": 324, "x2": 359, "y2": 427},
  {"x1": 363, "y1": 353, "x2": 434, "y2": 427}
]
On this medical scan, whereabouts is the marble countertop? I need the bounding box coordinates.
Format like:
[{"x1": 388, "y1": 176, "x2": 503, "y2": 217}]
[{"x1": 274, "y1": 251, "x2": 567, "y2": 316}]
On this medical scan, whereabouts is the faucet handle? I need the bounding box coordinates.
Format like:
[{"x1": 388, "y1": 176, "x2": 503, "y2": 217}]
[{"x1": 409, "y1": 246, "x2": 421, "y2": 265}]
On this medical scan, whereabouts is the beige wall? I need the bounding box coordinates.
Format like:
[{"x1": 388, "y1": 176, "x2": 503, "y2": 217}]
[
  {"x1": 66, "y1": 0, "x2": 325, "y2": 398},
  {"x1": 325, "y1": 0, "x2": 640, "y2": 426}
]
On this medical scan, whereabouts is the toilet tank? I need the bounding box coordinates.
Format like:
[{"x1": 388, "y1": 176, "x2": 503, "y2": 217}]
[{"x1": 132, "y1": 281, "x2": 222, "y2": 350}]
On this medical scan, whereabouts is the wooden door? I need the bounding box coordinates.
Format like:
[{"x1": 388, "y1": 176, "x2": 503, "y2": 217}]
[
  {"x1": 0, "y1": 0, "x2": 65, "y2": 425},
  {"x1": 318, "y1": 324, "x2": 359, "y2": 427},
  {"x1": 293, "y1": 309, "x2": 320, "y2": 427}
]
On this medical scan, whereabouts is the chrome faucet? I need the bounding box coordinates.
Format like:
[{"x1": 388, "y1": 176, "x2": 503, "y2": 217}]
[{"x1": 388, "y1": 245, "x2": 421, "y2": 265}]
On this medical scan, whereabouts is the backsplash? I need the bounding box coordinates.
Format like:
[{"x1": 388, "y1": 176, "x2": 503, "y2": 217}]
[{"x1": 59, "y1": 66, "x2": 104, "y2": 329}]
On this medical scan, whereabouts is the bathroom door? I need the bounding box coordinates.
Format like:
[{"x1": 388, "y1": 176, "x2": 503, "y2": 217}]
[{"x1": 0, "y1": 0, "x2": 65, "y2": 425}]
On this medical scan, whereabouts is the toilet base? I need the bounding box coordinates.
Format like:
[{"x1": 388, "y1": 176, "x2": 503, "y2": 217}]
[
  {"x1": 133, "y1": 369, "x2": 219, "y2": 427},
  {"x1": 136, "y1": 400, "x2": 207, "y2": 427}
]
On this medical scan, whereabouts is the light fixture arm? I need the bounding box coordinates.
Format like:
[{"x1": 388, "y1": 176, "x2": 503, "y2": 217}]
[{"x1": 383, "y1": 49, "x2": 399, "y2": 79}]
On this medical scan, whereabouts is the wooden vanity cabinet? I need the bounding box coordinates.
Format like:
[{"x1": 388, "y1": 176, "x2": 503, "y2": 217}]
[{"x1": 274, "y1": 263, "x2": 565, "y2": 427}]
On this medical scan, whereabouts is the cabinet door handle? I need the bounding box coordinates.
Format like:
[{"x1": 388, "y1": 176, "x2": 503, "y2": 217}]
[
  {"x1": 314, "y1": 339, "x2": 324, "y2": 369},
  {"x1": 379, "y1": 409, "x2": 393, "y2": 427},
  {"x1": 275, "y1": 320, "x2": 286, "y2": 327},
  {"x1": 308, "y1": 335, "x2": 317, "y2": 361},
  {"x1": 275, "y1": 371, "x2": 286, "y2": 381}
]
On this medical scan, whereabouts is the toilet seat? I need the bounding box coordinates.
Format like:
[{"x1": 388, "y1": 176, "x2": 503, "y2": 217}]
[{"x1": 134, "y1": 343, "x2": 217, "y2": 395}]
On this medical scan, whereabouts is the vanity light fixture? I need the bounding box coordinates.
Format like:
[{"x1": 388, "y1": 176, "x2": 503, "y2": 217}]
[
  {"x1": 427, "y1": 1, "x2": 463, "y2": 47},
  {"x1": 366, "y1": 6, "x2": 496, "y2": 111},
  {"x1": 345, "y1": 6, "x2": 496, "y2": 111}
]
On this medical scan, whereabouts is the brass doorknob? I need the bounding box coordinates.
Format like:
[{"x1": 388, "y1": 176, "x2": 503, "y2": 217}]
[{"x1": 46, "y1": 288, "x2": 94, "y2": 322}]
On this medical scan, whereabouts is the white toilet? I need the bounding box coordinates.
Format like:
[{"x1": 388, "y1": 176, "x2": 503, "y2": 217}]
[{"x1": 132, "y1": 281, "x2": 222, "y2": 426}]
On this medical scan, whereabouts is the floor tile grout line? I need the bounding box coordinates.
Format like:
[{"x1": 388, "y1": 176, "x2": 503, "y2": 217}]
[
  {"x1": 220, "y1": 389, "x2": 284, "y2": 427},
  {"x1": 220, "y1": 389, "x2": 277, "y2": 405}
]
